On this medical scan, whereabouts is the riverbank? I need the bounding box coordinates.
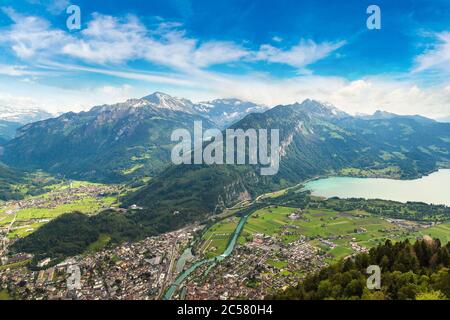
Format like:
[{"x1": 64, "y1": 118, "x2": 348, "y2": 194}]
[{"x1": 163, "y1": 207, "x2": 256, "y2": 300}]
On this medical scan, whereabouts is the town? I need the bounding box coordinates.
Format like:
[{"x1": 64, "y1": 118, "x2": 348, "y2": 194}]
[
  {"x1": 0, "y1": 228, "x2": 195, "y2": 300},
  {"x1": 0, "y1": 182, "x2": 119, "y2": 262}
]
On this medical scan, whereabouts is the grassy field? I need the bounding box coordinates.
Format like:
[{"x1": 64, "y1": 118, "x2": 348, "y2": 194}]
[
  {"x1": 339, "y1": 166, "x2": 401, "y2": 178},
  {"x1": 122, "y1": 164, "x2": 144, "y2": 175},
  {"x1": 267, "y1": 259, "x2": 288, "y2": 269},
  {"x1": 197, "y1": 204, "x2": 423, "y2": 262},
  {"x1": 412, "y1": 221, "x2": 450, "y2": 243},
  {"x1": 86, "y1": 233, "x2": 112, "y2": 253},
  {"x1": 199, "y1": 217, "x2": 239, "y2": 258},
  {"x1": 234, "y1": 205, "x2": 419, "y2": 262},
  {"x1": 1, "y1": 197, "x2": 116, "y2": 226},
  {"x1": 199, "y1": 201, "x2": 450, "y2": 264},
  {"x1": 0, "y1": 181, "x2": 118, "y2": 239},
  {"x1": 7, "y1": 221, "x2": 48, "y2": 238}
]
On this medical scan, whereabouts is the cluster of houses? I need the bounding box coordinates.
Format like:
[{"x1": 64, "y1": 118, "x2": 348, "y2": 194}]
[
  {"x1": 0, "y1": 229, "x2": 194, "y2": 300},
  {"x1": 184, "y1": 236, "x2": 327, "y2": 300}
]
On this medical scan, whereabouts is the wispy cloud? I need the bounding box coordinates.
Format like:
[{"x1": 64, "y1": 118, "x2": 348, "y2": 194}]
[
  {"x1": 0, "y1": 8, "x2": 447, "y2": 119},
  {"x1": 0, "y1": 7, "x2": 70, "y2": 59},
  {"x1": 0, "y1": 10, "x2": 251, "y2": 71},
  {"x1": 0, "y1": 10, "x2": 343, "y2": 73},
  {"x1": 413, "y1": 32, "x2": 450, "y2": 73},
  {"x1": 40, "y1": 61, "x2": 197, "y2": 87},
  {"x1": 0, "y1": 64, "x2": 45, "y2": 76},
  {"x1": 62, "y1": 14, "x2": 147, "y2": 64},
  {"x1": 255, "y1": 39, "x2": 346, "y2": 70},
  {"x1": 26, "y1": 0, "x2": 71, "y2": 15}
]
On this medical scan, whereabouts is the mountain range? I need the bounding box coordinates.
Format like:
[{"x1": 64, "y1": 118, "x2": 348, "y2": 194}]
[
  {"x1": 194, "y1": 98, "x2": 268, "y2": 128},
  {"x1": 125, "y1": 99, "x2": 450, "y2": 218},
  {"x1": 11, "y1": 95, "x2": 450, "y2": 260},
  {"x1": 1, "y1": 93, "x2": 266, "y2": 182},
  {"x1": 357, "y1": 110, "x2": 437, "y2": 124},
  {"x1": 0, "y1": 106, "x2": 54, "y2": 143},
  {"x1": 0, "y1": 105, "x2": 54, "y2": 124}
]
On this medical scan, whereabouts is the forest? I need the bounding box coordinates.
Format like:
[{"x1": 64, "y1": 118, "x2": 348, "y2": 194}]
[{"x1": 271, "y1": 239, "x2": 450, "y2": 300}]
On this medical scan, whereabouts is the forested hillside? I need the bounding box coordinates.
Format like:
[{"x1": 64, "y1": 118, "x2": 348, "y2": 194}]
[{"x1": 271, "y1": 239, "x2": 450, "y2": 300}]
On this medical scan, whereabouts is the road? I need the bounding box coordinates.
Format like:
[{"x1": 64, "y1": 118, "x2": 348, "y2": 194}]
[{"x1": 0, "y1": 209, "x2": 18, "y2": 255}]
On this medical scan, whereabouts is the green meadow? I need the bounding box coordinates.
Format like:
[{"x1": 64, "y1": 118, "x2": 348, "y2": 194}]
[
  {"x1": 200, "y1": 217, "x2": 239, "y2": 258},
  {"x1": 412, "y1": 221, "x2": 450, "y2": 243},
  {"x1": 202, "y1": 205, "x2": 420, "y2": 262},
  {"x1": 86, "y1": 233, "x2": 112, "y2": 253},
  {"x1": 0, "y1": 190, "x2": 117, "y2": 239}
]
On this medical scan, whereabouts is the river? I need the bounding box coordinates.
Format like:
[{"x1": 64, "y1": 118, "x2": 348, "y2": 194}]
[{"x1": 163, "y1": 212, "x2": 252, "y2": 300}]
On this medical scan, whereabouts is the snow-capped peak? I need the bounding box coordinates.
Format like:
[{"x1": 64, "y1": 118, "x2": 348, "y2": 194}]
[
  {"x1": 0, "y1": 105, "x2": 54, "y2": 124},
  {"x1": 299, "y1": 99, "x2": 348, "y2": 119},
  {"x1": 141, "y1": 92, "x2": 196, "y2": 113},
  {"x1": 194, "y1": 98, "x2": 268, "y2": 128}
]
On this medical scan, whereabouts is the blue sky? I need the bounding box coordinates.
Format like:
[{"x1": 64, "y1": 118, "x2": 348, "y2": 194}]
[{"x1": 0, "y1": 0, "x2": 449, "y2": 118}]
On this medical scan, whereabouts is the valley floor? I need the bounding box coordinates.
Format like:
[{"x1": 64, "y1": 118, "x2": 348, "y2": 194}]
[
  {"x1": 1, "y1": 182, "x2": 447, "y2": 300},
  {"x1": 0, "y1": 181, "x2": 119, "y2": 259}
]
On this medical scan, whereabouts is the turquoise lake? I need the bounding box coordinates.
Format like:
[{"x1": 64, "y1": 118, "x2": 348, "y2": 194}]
[{"x1": 303, "y1": 169, "x2": 450, "y2": 206}]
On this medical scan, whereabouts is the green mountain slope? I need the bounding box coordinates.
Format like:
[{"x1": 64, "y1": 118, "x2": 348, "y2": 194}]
[
  {"x1": 126, "y1": 100, "x2": 450, "y2": 216},
  {"x1": 0, "y1": 163, "x2": 25, "y2": 200},
  {"x1": 10, "y1": 100, "x2": 450, "y2": 260},
  {"x1": 2, "y1": 93, "x2": 215, "y2": 182}
]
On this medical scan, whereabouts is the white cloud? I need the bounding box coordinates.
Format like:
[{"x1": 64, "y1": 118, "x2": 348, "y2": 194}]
[
  {"x1": 46, "y1": 0, "x2": 71, "y2": 14},
  {"x1": 1, "y1": 63, "x2": 449, "y2": 119},
  {"x1": 0, "y1": 7, "x2": 70, "y2": 59},
  {"x1": 195, "y1": 73, "x2": 450, "y2": 119},
  {"x1": 0, "y1": 11, "x2": 342, "y2": 73},
  {"x1": 192, "y1": 42, "x2": 249, "y2": 68},
  {"x1": 414, "y1": 32, "x2": 450, "y2": 73},
  {"x1": 0, "y1": 64, "x2": 43, "y2": 76},
  {"x1": 0, "y1": 90, "x2": 37, "y2": 108},
  {"x1": 96, "y1": 84, "x2": 134, "y2": 102},
  {"x1": 255, "y1": 39, "x2": 346, "y2": 69},
  {"x1": 0, "y1": 80, "x2": 142, "y2": 113},
  {"x1": 26, "y1": 0, "x2": 71, "y2": 15},
  {"x1": 327, "y1": 78, "x2": 450, "y2": 118},
  {"x1": 41, "y1": 61, "x2": 197, "y2": 87},
  {"x1": 1, "y1": 11, "x2": 251, "y2": 70},
  {"x1": 0, "y1": 10, "x2": 448, "y2": 119},
  {"x1": 64, "y1": 65, "x2": 448, "y2": 119},
  {"x1": 62, "y1": 14, "x2": 146, "y2": 64},
  {"x1": 272, "y1": 36, "x2": 283, "y2": 43}
]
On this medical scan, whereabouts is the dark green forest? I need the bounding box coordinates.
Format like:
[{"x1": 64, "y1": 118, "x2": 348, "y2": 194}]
[{"x1": 271, "y1": 239, "x2": 450, "y2": 300}]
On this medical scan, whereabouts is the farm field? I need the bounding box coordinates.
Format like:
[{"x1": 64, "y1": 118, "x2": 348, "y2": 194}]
[
  {"x1": 199, "y1": 217, "x2": 239, "y2": 258},
  {"x1": 411, "y1": 221, "x2": 450, "y2": 243},
  {"x1": 0, "y1": 181, "x2": 118, "y2": 239},
  {"x1": 200, "y1": 205, "x2": 431, "y2": 263},
  {"x1": 2, "y1": 197, "x2": 116, "y2": 225}
]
